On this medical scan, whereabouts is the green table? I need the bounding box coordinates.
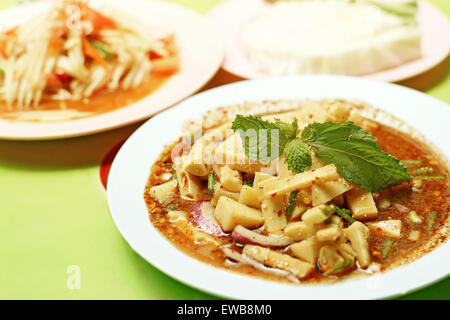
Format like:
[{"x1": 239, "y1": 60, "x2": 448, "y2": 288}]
[{"x1": 0, "y1": 0, "x2": 449, "y2": 300}]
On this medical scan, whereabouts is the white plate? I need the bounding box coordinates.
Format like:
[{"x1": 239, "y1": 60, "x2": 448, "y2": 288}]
[
  {"x1": 207, "y1": 0, "x2": 450, "y2": 82},
  {"x1": 107, "y1": 75, "x2": 450, "y2": 300},
  {"x1": 0, "y1": 0, "x2": 223, "y2": 140}
]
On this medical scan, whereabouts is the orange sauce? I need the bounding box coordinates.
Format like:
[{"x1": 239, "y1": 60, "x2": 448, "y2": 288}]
[{"x1": 0, "y1": 73, "x2": 170, "y2": 119}]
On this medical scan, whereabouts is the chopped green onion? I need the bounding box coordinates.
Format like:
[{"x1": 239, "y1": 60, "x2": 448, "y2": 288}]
[
  {"x1": 411, "y1": 167, "x2": 435, "y2": 175},
  {"x1": 166, "y1": 204, "x2": 175, "y2": 211},
  {"x1": 89, "y1": 39, "x2": 113, "y2": 59},
  {"x1": 427, "y1": 211, "x2": 437, "y2": 232},
  {"x1": 155, "y1": 213, "x2": 161, "y2": 221},
  {"x1": 172, "y1": 172, "x2": 177, "y2": 180},
  {"x1": 322, "y1": 205, "x2": 336, "y2": 216},
  {"x1": 330, "y1": 204, "x2": 355, "y2": 224},
  {"x1": 244, "y1": 180, "x2": 254, "y2": 187},
  {"x1": 208, "y1": 172, "x2": 215, "y2": 193},
  {"x1": 285, "y1": 191, "x2": 299, "y2": 216},
  {"x1": 414, "y1": 175, "x2": 445, "y2": 181},
  {"x1": 0, "y1": 67, "x2": 4, "y2": 76},
  {"x1": 407, "y1": 210, "x2": 422, "y2": 224},
  {"x1": 400, "y1": 159, "x2": 423, "y2": 167},
  {"x1": 382, "y1": 239, "x2": 393, "y2": 259},
  {"x1": 323, "y1": 259, "x2": 353, "y2": 276}
]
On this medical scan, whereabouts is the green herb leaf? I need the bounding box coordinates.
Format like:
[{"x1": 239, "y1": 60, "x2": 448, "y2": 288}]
[
  {"x1": 208, "y1": 172, "x2": 215, "y2": 193},
  {"x1": 427, "y1": 211, "x2": 437, "y2": 232},
  {"x1": 232, "y1": 115, "x2": 412, "y2": 192},
  {"x1": 273, "y1": 117, "x2": 299, "y2": 140},
  {"x1": 400, "y1": 159, "x2": 422, "y2": 167},
  {"x1": 331, "y1": 204, "x2": 355, "y2": 224},
  {"x1": 323, "y1": 259, "x2": 353, "y2": 276},
  {"x1": 231, "y1": 115, "x2": 291, "y2": 162},
  {"x1": 244, "y1": 180, "x2": 254, "y2": 187},
  {"x1": 285, "y1": 191, "x2": 299, "y2": 217},
  {"x1": 414, "y1": 175, "x2": 445, "y2": 181},
  {"x1": 302, "y1": 122, "x2": 412, "y2": 192},
  {"x1": 284, "y1": 139, "x2": 312, "y2": 173},
  {"x1": 382, "y1": 239, "x2": 393, "y2": 259}
]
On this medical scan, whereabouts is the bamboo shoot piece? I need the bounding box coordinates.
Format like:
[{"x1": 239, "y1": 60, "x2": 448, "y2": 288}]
[
  {"x1": 344, "y1": 221, "x2": 371, "y2": 268},
  {"x1": 210, "y1": 183, "x2": 240, "y2": 207},
  {"x1": 316, "y1": 224, "x2": 341, "y2": 242},
  {"x1": 239, "y1": 185, "x2": 262, "y2": 208},
  {"x1": 368, "y1": 220, "x2": 402, "y2": 239},
  {"x1": 243, "y1": 245, "x2": 314, "y2": 279},
  {"x1": 284, "y1": 221, "x2": 315, "y2": 241},
  {"x1": 175, "y1": 159, "x2": 202, "y2": 200},
  {"x1": 214, "y1": 196, "x2": 264, "y2": 232},
  {"x1": 263, "y1": 164, "x2": 339, "y2": 197},
  {"x1": 261, "y1": 196, "x2": 287, "y2": 235},
  {"x1": 311, "y1": 179, "x2": 352, "y2": 206},
  {"x1": 219, "y1": 165, "x2": 242, "y2": 192},
  {"x1": 301, "y1": 204, "x2": 330, "y2": 225},
  {"x1": 149, "y1": 180, "x2": 177, "y2": 203},
  {"x1": 345, "y1": 187, "x2": 378, "y2": 220},
  {"x1": 289, "y1": 237, "x2": 320, "y2": 264}
]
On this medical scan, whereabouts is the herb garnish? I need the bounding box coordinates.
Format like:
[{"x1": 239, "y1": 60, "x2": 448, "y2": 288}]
[
  {"x1": 323, "y1": 259, "x2": 353, "y2": 276},
  {"x1": 232, "y1": 115, "x2": 411, "y2": 192},
  {"x1": 330, "y1": 204, "x2": 355, "y2": 224},
  {"x1": 285, "y1": 191, "x2": 299, "y2": 217},
  {"x1": 208, "y1": 172, "x2": 215, "y2": 194}
]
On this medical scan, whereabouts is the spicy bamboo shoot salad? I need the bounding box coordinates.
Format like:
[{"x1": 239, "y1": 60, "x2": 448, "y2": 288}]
[
  {"x1": 145, "y1": 100, "x2": 449, "y2": 283},
  {"x1": 0, "y1": 0, "x2": 179, "y2": 120}
]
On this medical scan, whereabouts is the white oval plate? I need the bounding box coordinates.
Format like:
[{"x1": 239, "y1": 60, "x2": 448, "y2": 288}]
[
  {"x1": 207, "y1": 0, "x2": 450, "y2": 82},
  {"x1": 107, "y1": 75, "x2": 450, "y2": 300},
  {"x1": 0, "y1": 0, "x2": 223, "y2": 140}
]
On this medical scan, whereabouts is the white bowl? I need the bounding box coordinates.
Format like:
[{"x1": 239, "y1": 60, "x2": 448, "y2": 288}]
[{"x1": 107, "y1": 75, "x2": 449, "y2": 300}]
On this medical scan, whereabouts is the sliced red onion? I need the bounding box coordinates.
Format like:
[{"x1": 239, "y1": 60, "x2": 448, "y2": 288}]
[
  {"x1": 191, "y1": 201, "x2": 226, "y2": 237},
  {"x1": 222, "y1": 246, "x2": 298, "y2": 282},
  {"x1": 231, "y1": 225, "x2": 294, "y2": 248},
  {"x1": 393, "y1": 202, "x2": 409, "y2": 213}
]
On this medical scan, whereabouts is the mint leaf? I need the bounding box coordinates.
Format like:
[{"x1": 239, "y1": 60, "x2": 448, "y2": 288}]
[
  {"x1": 284, "y1": 138, "x2": 312, "y2": 173},
  {"x1": 231, "y1": 115, "x2": 291, "y2": 162},
  {"x1": 302, "y1": 122, "x2": 412, "y2": 192},
  {"x1": 273, "y1": 118, "x2": 299, "y2": 140}
]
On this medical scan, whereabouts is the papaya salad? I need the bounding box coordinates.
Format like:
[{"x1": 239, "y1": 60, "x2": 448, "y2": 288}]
[
  {"x1": 144, "y1": 100, "x2": 449, "y2": 283},
  {"x1": 0, "y1": 0, "x2": 179, "y2": 121}
]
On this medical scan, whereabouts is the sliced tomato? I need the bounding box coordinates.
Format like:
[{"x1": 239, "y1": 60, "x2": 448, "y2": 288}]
[
  {"x1": 45, "y1": 73, "x2": 64, "y2": 93},
  {"x1": 0, "y1": 28, "x2": 15, "y2": 59},
  {"x1": 0, "y1": 46, "x2": 8, "y2": 59},
  {"x1": 54, "y1": 69, "x2": 72, "y2": 84},
  {"x1": 149, "y1": 50, "x2": 163, "y2": 60},
  {"x1": 82, "y1": 6, "x2": 116, "y2": 34}
]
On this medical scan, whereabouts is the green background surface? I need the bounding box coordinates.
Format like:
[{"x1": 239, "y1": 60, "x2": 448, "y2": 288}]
[{"x1": 0, "y1": 0, "x2": 449, "y2": 300}]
